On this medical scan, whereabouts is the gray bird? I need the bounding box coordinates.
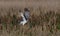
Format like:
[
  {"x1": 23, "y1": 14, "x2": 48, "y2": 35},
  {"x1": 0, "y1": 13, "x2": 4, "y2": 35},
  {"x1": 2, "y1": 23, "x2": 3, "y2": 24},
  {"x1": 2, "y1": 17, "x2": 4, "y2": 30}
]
[
  {"x1": 20, "y1": 8, "x2": 30, "y2": 25},
  {"x1": 24, "y1": 8, "x2": 30, "y2": 20}
]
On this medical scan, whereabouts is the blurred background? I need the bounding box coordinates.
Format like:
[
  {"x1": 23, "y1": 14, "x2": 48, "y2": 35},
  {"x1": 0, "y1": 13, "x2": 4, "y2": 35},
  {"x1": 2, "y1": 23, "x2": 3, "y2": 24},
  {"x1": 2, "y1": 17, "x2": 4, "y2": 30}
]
[{"x1": 0, "y1": 0, "x2": 60, "y2": 36}]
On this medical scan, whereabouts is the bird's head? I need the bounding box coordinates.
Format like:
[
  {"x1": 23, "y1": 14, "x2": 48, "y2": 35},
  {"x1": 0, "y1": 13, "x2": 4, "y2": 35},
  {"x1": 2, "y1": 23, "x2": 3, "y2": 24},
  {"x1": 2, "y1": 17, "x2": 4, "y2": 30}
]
[{"x1": 24, "y1": 8, "x2": 29, "y2": 12}]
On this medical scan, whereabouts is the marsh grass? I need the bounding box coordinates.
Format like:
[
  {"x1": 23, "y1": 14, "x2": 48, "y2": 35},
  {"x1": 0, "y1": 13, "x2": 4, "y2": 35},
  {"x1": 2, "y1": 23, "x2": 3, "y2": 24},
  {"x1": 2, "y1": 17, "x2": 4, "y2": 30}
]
[{"x1": 0, "y1": 7, "x2": 60, "y2": 36}]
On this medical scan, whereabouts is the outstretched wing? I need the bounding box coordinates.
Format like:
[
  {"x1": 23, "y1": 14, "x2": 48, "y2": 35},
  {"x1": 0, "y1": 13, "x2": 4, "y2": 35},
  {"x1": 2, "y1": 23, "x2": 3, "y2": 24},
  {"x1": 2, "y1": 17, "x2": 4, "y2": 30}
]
[{"x1": 24, "y1": 11, "x2": 30, "y2": 20}]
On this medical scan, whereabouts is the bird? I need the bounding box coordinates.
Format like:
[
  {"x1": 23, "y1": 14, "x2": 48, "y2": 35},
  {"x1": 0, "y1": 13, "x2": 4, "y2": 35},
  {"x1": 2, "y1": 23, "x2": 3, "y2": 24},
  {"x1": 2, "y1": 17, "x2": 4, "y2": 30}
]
[
  {"x1": 19, "y1": 8, "x2": 30, "y2": 25},
  {"x1": 20, "y1": 12, "x2": 28, "y2": 25}
]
